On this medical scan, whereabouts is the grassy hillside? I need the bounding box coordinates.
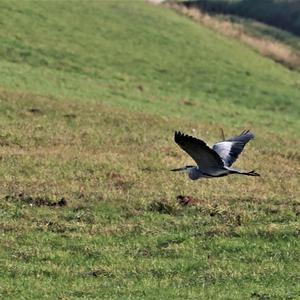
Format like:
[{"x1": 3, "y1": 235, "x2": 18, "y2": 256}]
[
  {"x1": 0, "y1": 0, "x2": 299, "y2": 130},
  {"x1": 0, "y1": 1, "x2": 299, "y2": 299}
]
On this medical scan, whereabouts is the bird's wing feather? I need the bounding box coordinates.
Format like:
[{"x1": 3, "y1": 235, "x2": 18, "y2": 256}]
[
  {"x1": 212, "y1": 130, "x2": 254, "y2": 167},
  {"x1": 174, "y1": 131, "x2": 224, "y2": 170}
]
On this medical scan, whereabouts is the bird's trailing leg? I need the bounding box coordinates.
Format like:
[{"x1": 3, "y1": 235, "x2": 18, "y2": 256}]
[
  {"x1": 238, "y1": 170, "x2": 260, "y2": 176},
  {"x1": 244, "y1": 170, "x2": 260, "y2": 176}
]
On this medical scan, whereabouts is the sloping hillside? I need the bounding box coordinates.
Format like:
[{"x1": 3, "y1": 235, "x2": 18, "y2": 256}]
[
  {"x1": 0, "y1": 0, "x2": 299, "y2": 133},
  {"x1": 0, "y1": 1, "x2": 299, "y2": 299}
]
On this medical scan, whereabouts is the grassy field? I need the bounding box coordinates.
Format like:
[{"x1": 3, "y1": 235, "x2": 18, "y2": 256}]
[{"x1": 0, "y1": 1, "x2": 299, "y2": 299}]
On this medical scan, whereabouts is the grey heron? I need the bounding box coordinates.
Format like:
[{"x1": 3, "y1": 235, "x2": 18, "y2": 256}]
[{"x1": 172, "y1": 130, "x2": 260, "y2": 180}]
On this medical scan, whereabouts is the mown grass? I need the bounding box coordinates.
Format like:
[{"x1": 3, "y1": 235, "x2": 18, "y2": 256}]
[
  {"x1": 0, "y1": 1, "x2": 299, "y2": 299},
  {"x1": 1, "y1": 91, "x2": 299, "y2": 299}
]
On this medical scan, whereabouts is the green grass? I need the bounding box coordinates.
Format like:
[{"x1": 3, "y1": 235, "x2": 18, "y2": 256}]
[{"x1": 0, "y1": 1, "x2": 299, "y2": 299}]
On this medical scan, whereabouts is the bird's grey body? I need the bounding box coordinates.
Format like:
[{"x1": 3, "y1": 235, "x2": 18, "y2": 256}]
[{"x1": 172, "y1": 131, "x2": 259, "y2": 180}]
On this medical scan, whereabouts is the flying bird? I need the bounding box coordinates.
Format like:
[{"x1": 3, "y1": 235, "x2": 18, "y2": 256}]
[{"x1": 172, "y1": 130, "x2": 260, "y2": 180}]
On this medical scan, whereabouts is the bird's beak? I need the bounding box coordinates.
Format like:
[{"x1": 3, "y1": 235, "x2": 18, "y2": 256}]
[{"x1": 171, "y1": 167, "x2": 189, "y2": 173}]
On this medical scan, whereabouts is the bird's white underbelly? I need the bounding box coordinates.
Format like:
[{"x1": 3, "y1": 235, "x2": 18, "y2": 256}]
[{"x1": 189, "y1": 167, "x2": 230, "y2": 180}]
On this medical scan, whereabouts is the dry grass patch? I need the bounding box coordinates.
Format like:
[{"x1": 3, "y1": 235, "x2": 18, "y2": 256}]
[{"x1": 167, "y1": 3, "x2": 300, "y2": 71}]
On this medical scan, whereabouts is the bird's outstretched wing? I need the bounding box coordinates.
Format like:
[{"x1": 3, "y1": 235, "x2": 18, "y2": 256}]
[
  {"x1": 174, "y1": 131, "x2": 224, "y2": 169},
  {"x1": 212, "y1": 130, "x2": 254, "y2": 167}
]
